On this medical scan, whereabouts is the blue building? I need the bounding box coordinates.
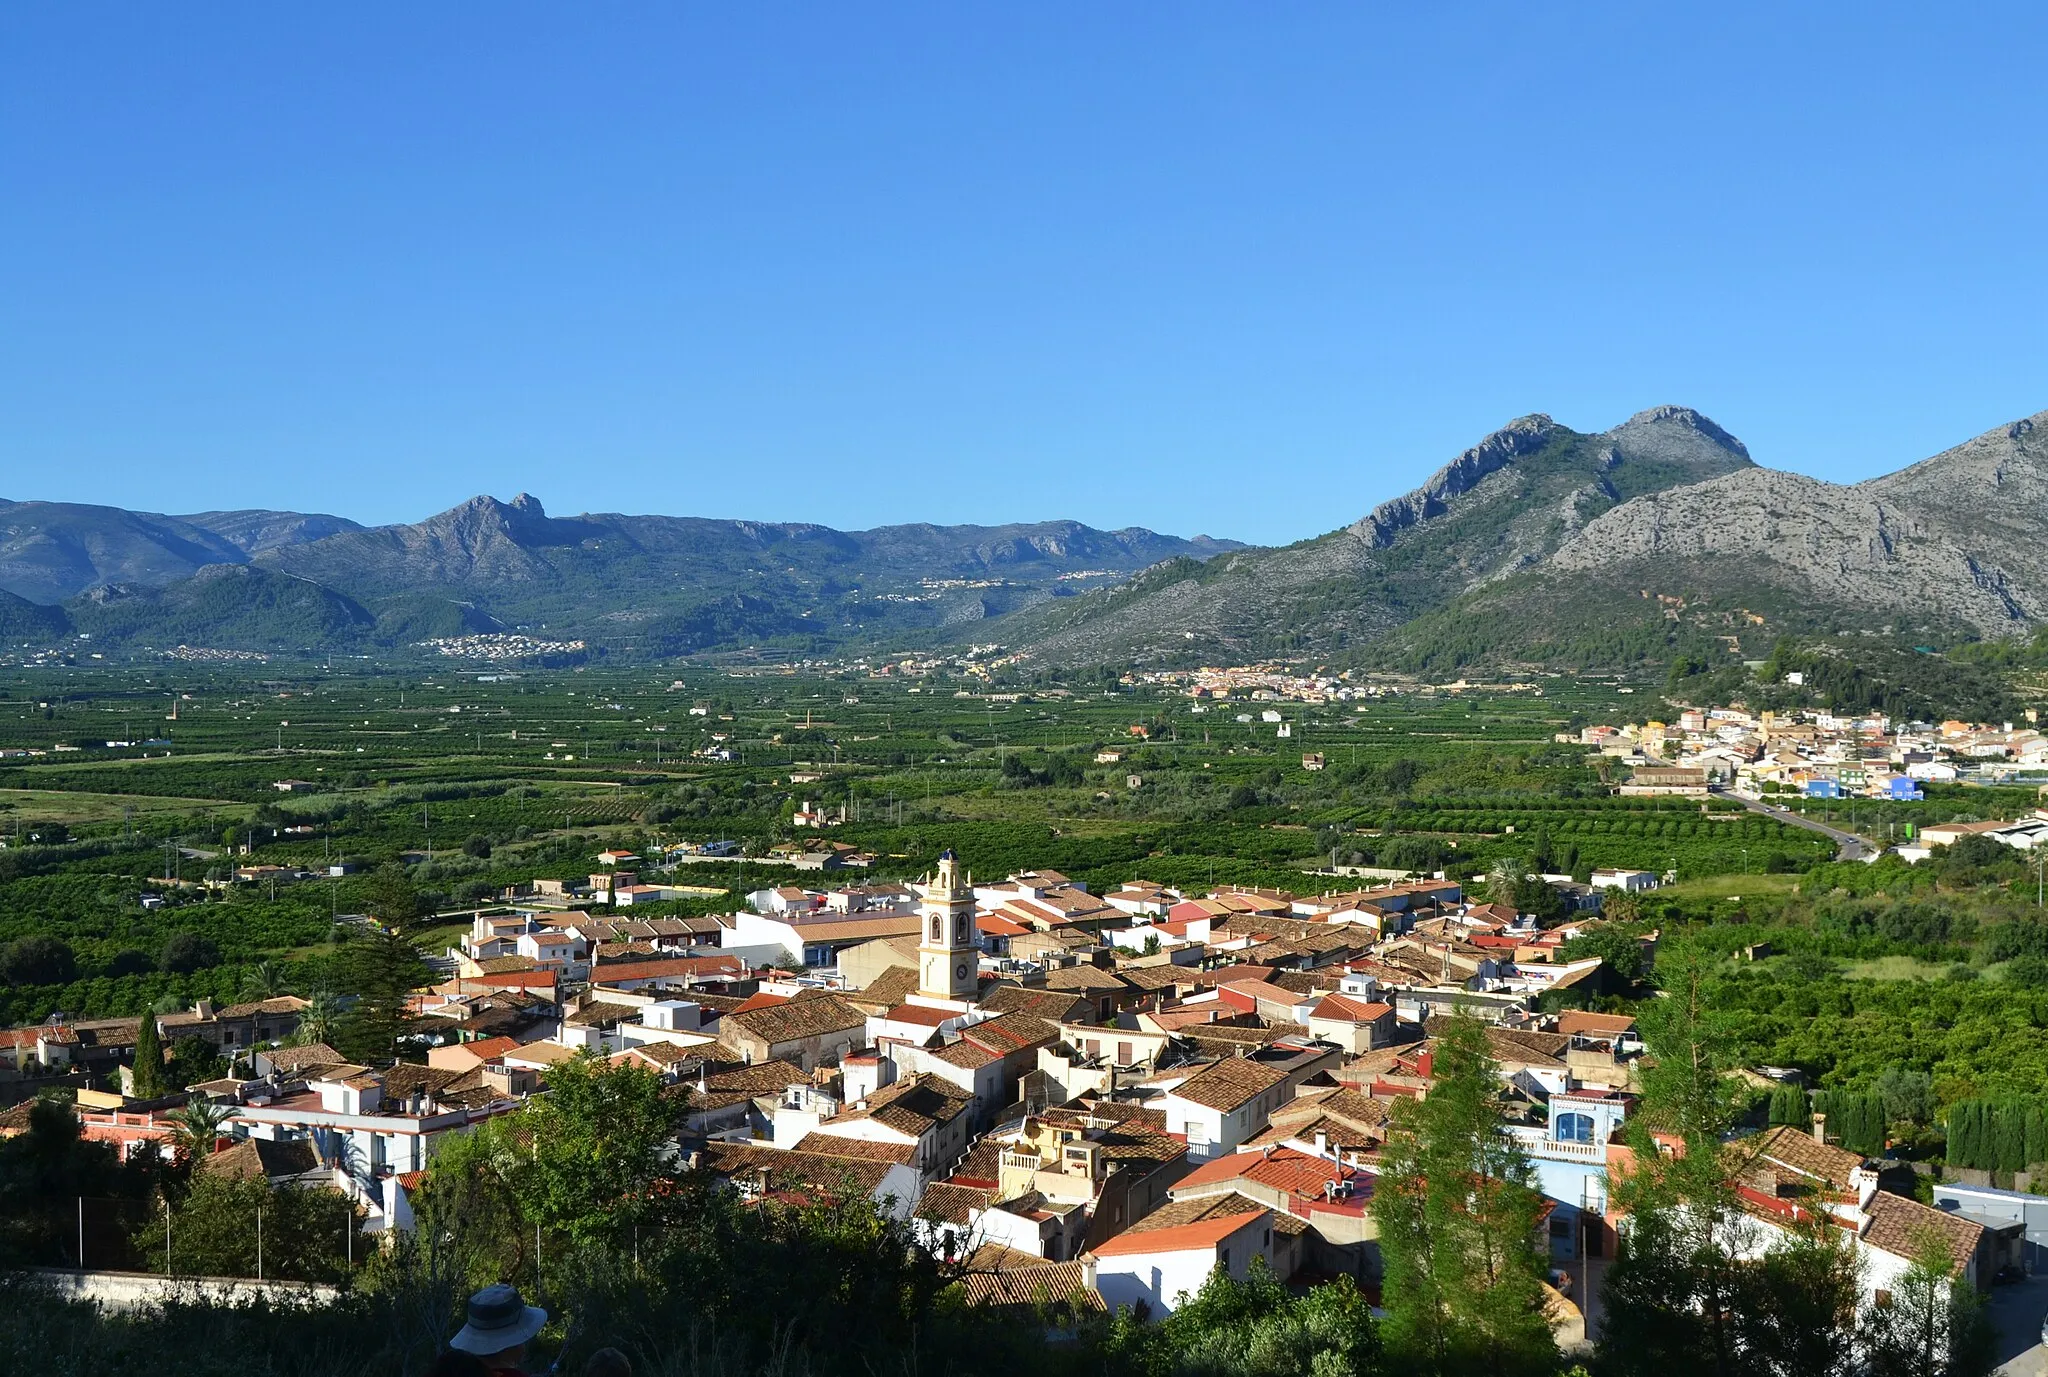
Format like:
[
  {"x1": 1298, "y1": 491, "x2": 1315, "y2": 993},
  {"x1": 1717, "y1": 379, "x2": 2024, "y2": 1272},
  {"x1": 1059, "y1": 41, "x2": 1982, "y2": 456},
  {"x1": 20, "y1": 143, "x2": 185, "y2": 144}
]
[{"x1": 1804, "y1": 779, "x2": 1844, "y2": 800}]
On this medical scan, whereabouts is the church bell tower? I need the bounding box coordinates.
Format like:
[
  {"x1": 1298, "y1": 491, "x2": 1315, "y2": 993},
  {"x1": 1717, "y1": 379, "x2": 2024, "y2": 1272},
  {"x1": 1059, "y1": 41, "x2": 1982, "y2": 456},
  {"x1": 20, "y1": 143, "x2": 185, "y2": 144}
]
[{"x1": 917, "y1": 849, "x2": 978, "y2": 1001}]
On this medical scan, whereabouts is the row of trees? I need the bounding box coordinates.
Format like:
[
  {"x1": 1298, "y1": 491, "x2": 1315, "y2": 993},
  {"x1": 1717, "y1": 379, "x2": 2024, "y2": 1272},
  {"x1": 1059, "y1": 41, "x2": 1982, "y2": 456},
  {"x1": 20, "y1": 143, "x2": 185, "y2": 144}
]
[{"x1": 1943, "y1": 1096, "x2": 2048, "y2": 1174}]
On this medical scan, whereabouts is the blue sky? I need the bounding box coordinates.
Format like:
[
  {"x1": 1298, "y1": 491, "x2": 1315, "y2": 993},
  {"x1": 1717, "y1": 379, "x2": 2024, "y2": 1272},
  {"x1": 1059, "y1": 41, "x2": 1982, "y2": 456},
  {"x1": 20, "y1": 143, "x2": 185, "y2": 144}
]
[{"x1": 3, "y1": 6, "x2": 2044, "y2": 545}]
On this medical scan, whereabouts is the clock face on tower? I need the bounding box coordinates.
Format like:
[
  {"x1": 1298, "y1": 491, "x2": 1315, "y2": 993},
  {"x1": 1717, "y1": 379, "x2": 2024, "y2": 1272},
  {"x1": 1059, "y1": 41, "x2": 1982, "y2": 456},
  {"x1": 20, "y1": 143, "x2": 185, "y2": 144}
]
[{"x1": 955, "y1": 962, "x2": 970, "y2": 981}]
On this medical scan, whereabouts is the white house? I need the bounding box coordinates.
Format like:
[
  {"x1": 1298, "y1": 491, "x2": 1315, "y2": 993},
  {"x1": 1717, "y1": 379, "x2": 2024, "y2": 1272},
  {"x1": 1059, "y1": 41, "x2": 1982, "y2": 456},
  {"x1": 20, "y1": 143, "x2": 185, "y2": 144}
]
[
  {"x1": 1090, "y1": 1207, "x2": 1276, "y2": 1316},
  {"x1": 1158, "y1": 1059, "x2": 1291, "y2": 1161}
]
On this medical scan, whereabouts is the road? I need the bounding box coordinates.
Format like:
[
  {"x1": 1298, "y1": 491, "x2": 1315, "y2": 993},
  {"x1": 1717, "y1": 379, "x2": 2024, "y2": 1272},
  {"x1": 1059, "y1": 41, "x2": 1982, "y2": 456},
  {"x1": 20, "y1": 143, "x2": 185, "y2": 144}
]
[
  {"x1": 1714, "y1": 789, "x2": 1874, "y2": 861},
  {"x1": 1990, "y1": 1273, "x2": 2048, "y2": 1376}
]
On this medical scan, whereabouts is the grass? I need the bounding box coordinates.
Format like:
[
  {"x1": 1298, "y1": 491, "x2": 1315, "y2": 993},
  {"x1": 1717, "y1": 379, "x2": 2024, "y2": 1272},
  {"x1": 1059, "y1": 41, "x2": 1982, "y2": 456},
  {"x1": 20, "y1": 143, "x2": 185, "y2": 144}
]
[
  {"x1": 1841, "y1": 955, "x2": 1956, "y2": 981},
  {"x1": 1658, "y1": 872, "x2": 1802, "y2": 903},
  {"x1": 0, "y1": 786, "x2": 248, "y2": 823}
]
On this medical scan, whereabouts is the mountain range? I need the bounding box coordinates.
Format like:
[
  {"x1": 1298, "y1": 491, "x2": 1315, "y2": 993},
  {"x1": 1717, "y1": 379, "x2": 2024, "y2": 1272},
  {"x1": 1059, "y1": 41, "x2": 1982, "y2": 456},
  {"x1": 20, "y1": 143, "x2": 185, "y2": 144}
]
[
  {"x1": 0, "y1": 495, "x2": 1240, "y2": 657},
  {"x1": 2, "y1": 404, "x2": 2041, "y2": 667}
]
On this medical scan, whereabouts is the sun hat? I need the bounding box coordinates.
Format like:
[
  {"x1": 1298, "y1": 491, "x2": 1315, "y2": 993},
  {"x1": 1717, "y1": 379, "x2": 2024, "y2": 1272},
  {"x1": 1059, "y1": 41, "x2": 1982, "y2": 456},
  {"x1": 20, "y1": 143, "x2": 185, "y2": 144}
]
[{"x1": 449, "y1": 1283, "x2": 549, "y2": 1355}]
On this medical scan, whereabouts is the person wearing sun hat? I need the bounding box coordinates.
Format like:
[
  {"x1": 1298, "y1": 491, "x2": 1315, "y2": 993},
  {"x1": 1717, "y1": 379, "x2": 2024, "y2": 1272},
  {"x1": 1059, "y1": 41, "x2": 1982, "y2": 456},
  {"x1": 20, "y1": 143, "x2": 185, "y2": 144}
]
[{"x1": 448, "y1": 1283, "x2": 550, "y2": 1373}]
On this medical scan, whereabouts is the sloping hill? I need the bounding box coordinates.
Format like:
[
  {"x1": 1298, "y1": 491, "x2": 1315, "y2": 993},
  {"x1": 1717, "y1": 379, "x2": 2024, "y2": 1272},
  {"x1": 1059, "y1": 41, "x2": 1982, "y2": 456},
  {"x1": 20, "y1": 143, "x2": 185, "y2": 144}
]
[
  {"x1": 66, "y1": 565, "x2": 376, "y2": 650},
  {"x1": 0, "y1": 588, "x2": 71, "y2": 643},
  {"x1": 1382, "y1": 410, "x2": 2048, "y2": 671},
  {"x1": 254, "y1": 494, "x2": 1242, "y2": 649},
  {"x1": 176, "y1": 509, "x2": 363, "y2": 556},
  {"x1": 1008, "y1": 406, "x2": 1754, "y2": 663},
  {"x1": 0, "y1": 501, "x2": 251, "y2": 604}
]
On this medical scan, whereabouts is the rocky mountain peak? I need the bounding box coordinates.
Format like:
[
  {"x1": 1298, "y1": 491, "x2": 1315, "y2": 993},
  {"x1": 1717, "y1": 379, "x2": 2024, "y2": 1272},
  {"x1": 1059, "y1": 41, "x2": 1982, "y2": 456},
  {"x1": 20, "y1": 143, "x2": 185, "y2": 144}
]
[{"x1": 1348, "y1": 414, "x2": 1560, "y2": 546}]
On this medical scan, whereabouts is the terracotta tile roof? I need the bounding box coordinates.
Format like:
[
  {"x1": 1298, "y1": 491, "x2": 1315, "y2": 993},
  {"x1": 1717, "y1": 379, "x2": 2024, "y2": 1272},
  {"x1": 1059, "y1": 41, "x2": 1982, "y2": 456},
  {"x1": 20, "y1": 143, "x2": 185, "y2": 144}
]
[
  {"x1": 881, "y1": 1004, "x2": 956, "y2": 1028},
  {"x1": 1093, "y1": 1204, "x2": 1269, "y2": 1256},
  {"x1": 260, "y1": 1043, "x2": 345, "y2": 1076},
  {"x1": 595, "y1": 954, "x2": 747, "y2": 983},
  {"x1": 1862, "y1": 1190, "x2": 1985, "y2": 1273},
  {"x1": 0, "y1": 1024, "x2": 78, "y2": 1048},
  {"x1": 1309, "y1": 994, "x2": 1393, "y2": 1023},
  {"x1": 1117, "y1": 963, "x2": 1202, "y2": 991},
  {"x1": 848, "y1": 964, "x2": 920, "y2": 1003},
  {"x1": 218, "y1": 996, "x2": 309, "y2": 1020},
  {"x1": 567, "y1": 1001, "x2": 643, "y2": 1027},
  {"x1": 976, "y1": 985, "x2": 1091, "y2": 1022},
  {"x1": 793, "y1": 1132, "x2": 918, "y2": 1164},
  {"x1": 957, "y1": 1260, "x2": 1104, "y2": 1311},
  {"x1": 1043, "y1": 966, "x2": 1131, "y2": 993},
  {"x1": 852, "y1": 1075, "x2": 974, "y2": 1138},
  {"x1": 916, "y1": 1181, "x2": 994, "y2": 1225},
  {"x1": 1178, "y1": 1023, "x2": 1296, "y2": 1054},
  {"x1": 725, "y1": 994, "x2": 865, "y2": 1046},
  {"x1": 1556, "y1": 1010, "x2": 1638, "y2": 1038},
  {"x1": 782, "y1": 914, "x2": 924, "y2": 943},
  {"x1": 1739, "y1": 1124, "x2": 1867, "y2": 1189},
  {"x1": 701, "y1": 1142, "x2": 893, "y2": 1198},
  {"x1": 702, "y1": 1059, "x2": 810, "y2": 1093},
  {"x1": 473, "y1": 955, "x2": 542, "y2": 974},
  {"x1": 1167, "y1": 1057, "x2": 1289, "y2": 1113},
  {"x1": 0, "y1": 1098, "x2": 51, "y2": 1133},
  {"x1": 949, "y1": 1139, "x2": 1005, "y2": 1188},
  {"x1": 1175, "y1": 1145, "x2": 1372, "y2": 1201},
  {"x1": 955, "y1": 1013, "x2": 1057, "y2": 1056},
  {"x1": 198, "y1": 1137, "x2": 319, "y2": 1181}
]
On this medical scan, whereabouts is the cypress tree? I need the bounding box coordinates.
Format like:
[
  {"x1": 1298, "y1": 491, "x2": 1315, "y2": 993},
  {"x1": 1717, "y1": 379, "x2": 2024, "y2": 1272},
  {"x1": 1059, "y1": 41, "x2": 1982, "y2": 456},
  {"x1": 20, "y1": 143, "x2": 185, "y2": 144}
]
[
  {"x1": 131, "y1": 1010, "x2": 166, "y2": 1100},
  {"x1": 1998, "y1": 1098, "x2": 2028, "y2": 1174},
  {"x1": 1954, "y1": 1100, "x2": 1984, "y2": 1170},
  {"x1": 2025, "y1": 1099, "x2": 2048, "y2": 1171}
]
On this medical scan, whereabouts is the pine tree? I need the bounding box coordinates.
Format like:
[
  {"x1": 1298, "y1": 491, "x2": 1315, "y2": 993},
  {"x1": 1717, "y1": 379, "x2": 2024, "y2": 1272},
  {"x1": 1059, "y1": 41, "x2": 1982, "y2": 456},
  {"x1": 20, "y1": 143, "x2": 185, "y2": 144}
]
[
  {"x1": 130, "y1": 1009, "x2": 167, "y2": 1100},
  {"x1": 333, "y1": 927, "x2": 425, "y2": 1066},
  {"x1": 1371, "y1": 1015, "x2": 1556, "y2": 1377}
]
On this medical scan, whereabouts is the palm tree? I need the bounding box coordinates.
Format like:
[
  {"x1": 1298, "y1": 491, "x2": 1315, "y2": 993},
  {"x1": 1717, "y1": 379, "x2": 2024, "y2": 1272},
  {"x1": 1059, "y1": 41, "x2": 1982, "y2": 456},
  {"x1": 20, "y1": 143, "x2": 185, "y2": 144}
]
[
  {"x1": 169, "y1": 1097, "x2": 237, "y2": 1159},
  {"x1": 240, "y1": 960, "x2": 291, "y2": 1001},
  {"x1": 292, "y1": 988, "x2": 342, "y2": 1048}
]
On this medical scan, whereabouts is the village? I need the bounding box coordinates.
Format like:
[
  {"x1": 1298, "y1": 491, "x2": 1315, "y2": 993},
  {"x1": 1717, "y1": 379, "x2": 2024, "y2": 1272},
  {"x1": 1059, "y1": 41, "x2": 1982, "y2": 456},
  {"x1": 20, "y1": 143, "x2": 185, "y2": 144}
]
[
  {"x1": 2, "y1": 845, "x2": 2017, "y2": 1344},
  {"x1": 1584, "y1": 704, "x2": 2048, "y2": 803}
]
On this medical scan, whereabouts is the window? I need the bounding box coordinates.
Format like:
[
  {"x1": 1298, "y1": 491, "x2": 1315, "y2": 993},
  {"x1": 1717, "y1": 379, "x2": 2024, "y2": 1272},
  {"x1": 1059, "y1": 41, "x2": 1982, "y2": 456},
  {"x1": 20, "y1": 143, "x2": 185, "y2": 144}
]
[
  {"x1": 1219, "y1": 1248, "x2": 1230, "y2": 1271},
  {"x1": 1550, "y1": 1218, "x2": 1571, "y2": 1238},
  {"x1": 930, "y1": 916, "x2": 943, "y2": 942},
  {"x1": 1555, "y1": 1112, "x2": 1595, "y2": 1144}
]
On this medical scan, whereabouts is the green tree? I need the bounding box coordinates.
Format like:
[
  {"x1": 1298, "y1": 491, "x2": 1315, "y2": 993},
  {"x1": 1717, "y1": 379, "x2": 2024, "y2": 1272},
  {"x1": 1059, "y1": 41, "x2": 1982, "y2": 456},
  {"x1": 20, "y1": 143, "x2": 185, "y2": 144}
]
[
  {"x1": 291, "y1": 988, "x2": 342, "y2": 1048},
  {"x1": 1370, "y1": 1015, "x2": 1555, "y2": 1377},
  {"x1": 137, "y1": 1174, "x2": 360, "y2": 1283},
  {"x1": 332, "y1": 927, "x2": 425, "y2": 1065},
  {"x1": 506, "y1": 1054, "x2": 688, "y2": 1247},
  {"x1": 1109, "y1": 1259, "x2": 1383, "y2": 1376},
  {"x1": 362, "y1": 863, "x2": 420, "y2": 928},
  {"x1": 130, "y1": 1011, "x2": 167, "y2": 1100},
  {"x1": 167, "y1": 1098, "x2": 237, "y2": 1160},
  {"x1": 1861, "y1": 1229, "x2": 1995, "y2": 1377},
  {"x1": 1598, "y1": 939, "x2": 1751, "y2": 1377},
  {"x1": 1559, "y1": 926, "x2": 1644, "y2": 983},
  {"x1": 1767, "y1": 1083, "x2": 1809, "y2": 1127}
]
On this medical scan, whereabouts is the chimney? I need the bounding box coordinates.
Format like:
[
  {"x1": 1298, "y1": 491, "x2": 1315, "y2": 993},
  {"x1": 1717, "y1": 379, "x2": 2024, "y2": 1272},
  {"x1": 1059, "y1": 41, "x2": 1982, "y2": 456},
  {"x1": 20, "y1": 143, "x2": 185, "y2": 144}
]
[
  {"x1": 1314, "y1": 1130, "x2": 1330, "y2": 1159},
  {"x1": 1811, "y1": 1111, "x2": 1827, "y2": 1145}
]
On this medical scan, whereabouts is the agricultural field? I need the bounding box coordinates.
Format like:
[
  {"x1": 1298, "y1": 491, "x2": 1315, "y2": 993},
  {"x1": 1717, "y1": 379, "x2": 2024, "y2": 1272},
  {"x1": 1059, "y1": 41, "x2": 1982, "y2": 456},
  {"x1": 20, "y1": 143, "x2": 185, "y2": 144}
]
[{"x1": 0, "y1": 659, "x2": 1919, "y2": 1034}]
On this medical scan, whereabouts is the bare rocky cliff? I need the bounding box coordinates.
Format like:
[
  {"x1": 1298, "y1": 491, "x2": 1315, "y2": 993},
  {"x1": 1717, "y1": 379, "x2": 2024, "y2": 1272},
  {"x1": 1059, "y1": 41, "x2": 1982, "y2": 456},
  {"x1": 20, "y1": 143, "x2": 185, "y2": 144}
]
[{"x1": 1543, "y1": 410, "x2": 2048, "y2": 633}]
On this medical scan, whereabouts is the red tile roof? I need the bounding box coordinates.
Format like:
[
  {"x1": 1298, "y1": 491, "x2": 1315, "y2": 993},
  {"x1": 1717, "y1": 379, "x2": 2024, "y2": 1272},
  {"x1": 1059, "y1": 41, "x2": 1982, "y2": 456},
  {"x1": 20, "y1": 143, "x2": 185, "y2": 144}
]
[{"x1": 1092, "y1": 1208, "x2": 1268, "y2": 1256}]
